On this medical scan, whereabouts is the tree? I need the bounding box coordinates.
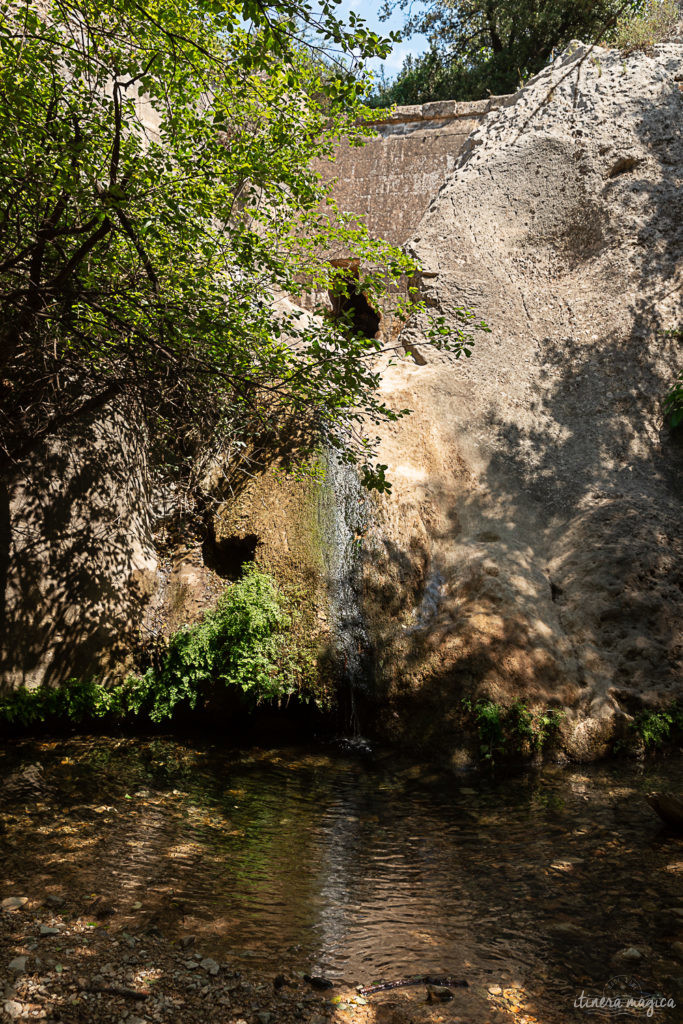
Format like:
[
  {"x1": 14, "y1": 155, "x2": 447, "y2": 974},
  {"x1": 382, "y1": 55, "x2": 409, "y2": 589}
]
[
  {"x1": 0, "y1": 0, "x2": 482, "y2": 493},
  {"x1": 372, "y1": 0, "x2": 647, "y2": 106}
]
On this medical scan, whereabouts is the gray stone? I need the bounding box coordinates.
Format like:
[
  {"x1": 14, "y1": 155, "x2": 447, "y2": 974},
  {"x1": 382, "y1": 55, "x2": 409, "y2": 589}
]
[
  {"x1": 39, "y1": 925, "x2": 60, "y2": 936},
  {"x1": 2, "y1": 897, "x2": 28, "y2": 912},
  {"x1": 256, "y1": 1013, "x2": 272, "y2": 1024},
  {"x1": 9, "y1": 956, "x2": 27, "y2": 973},
  {"x1": 200, "y1": 958, "x2": 220, "y2": 976},
  {"x1": 613, "y1": 946, "x2": 645, "y2": 963}
]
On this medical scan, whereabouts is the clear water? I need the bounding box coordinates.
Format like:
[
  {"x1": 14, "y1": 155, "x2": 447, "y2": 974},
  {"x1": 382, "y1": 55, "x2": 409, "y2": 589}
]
[
  {"x1": 1, "y1": 738, "x2": 682, "y2": 1021},
  {"x1": 319, "y1": 456, "x2": 371, "y2": 725}
]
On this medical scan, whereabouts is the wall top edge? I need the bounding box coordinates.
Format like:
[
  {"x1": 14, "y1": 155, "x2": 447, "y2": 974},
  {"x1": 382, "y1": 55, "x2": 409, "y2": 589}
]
[{"x1": 364, "y1": 95, "x2": 512, "y2": 126}]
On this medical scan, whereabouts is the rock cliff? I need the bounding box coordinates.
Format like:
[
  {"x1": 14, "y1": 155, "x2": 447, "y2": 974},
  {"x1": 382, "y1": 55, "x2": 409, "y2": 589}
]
[
  {"x1": 364, "y1": 41, "x2": 683, "y2": 761},
  {"x1": 2, "y1": 40, "x2": 681, "y2": 764},
  {"x1": 0, "y1": 405, "x2": 157, "y2": 690}
]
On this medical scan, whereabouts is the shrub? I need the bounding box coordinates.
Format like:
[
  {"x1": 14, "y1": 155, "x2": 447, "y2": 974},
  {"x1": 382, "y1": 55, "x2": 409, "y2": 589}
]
[
  {"x1": 461, "y1": 697, "x2": 564, "y2": 764},
  {"x1": 632, "y1": 703, "x2": 683, "y2": 750},
  {"x1": 0, "y1": 565, "x2": 319, "y2": 729},
  {"x1": 612, "y1": 0, "x2": 681, "y2": 51}
]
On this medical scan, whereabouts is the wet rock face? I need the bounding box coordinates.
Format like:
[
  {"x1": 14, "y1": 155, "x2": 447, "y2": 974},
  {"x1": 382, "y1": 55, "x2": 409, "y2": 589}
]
[{"x1": 366, "y1": 42, "x2": 683, "y2": 761}]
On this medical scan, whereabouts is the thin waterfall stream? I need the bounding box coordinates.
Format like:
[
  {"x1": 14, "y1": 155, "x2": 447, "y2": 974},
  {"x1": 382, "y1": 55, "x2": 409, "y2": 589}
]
[{"x1": 319, "y1": 455, "x2": 372, "y2": 737}]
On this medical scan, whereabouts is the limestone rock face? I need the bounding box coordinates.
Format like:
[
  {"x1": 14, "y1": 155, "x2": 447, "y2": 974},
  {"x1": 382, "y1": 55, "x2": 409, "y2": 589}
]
[
  {"x1": 366, "y1": 43, "x2": 683, "y2": 761},
  {"x1": 0, "y1": 404, "x2": 157, "y2": 691}
]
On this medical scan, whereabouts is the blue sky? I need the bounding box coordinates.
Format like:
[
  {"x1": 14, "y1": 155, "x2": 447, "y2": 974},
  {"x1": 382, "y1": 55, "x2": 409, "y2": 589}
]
[{"x1": 335, "y1": 0, "x2": 428, "y2": 78}]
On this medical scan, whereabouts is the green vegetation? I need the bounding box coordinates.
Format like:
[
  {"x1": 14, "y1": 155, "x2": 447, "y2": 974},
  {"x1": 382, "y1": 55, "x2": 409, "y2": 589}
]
[
  {"x1": 612, "y1": 0, "x2": 681, "y2": 50},
  {"x1": 0, "y1": 0, "x2": 484, "y2": 494},
  {"x1": 631, "y1": 703, "x2": 683, "y2": 751},
  {"x1": 461, "y1": 697, "x2": 564, "y2": 764},
  {"x1": 371, "y1": 0, "x2": 650, "y2": 106},
  {"x1": 663, "y1": 370, "x2": 683, "y2": 429},
  {"x1": 0, "y1": 566, "x2": 320, "y2": 729}
]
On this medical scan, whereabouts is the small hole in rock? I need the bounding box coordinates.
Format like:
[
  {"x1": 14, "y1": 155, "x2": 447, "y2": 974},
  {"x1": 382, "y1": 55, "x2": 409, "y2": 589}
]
[
  {"x1": 330, "y1": 271, "x2": 380, "y2": 338},
  {"x1": 607, "y1": 155, "x2": 640, "y2": 178},
  {"x1": 202, "y1": 531, "x2": 259, "y2": 579}
]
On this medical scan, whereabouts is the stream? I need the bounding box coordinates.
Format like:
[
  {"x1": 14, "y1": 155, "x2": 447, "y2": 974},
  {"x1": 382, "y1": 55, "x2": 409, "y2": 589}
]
[{"x1": 1, "y1": 738, "x2": 682, "y2": 1021}]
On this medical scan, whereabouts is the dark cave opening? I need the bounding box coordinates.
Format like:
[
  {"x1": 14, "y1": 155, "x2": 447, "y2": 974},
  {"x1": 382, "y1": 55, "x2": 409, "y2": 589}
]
[
  {"x1": 202, "y1": 531, "x2": 259, "y2": 580},
  {"x1": 330, "y1": 274, "x2": 381, "y2": 339}
]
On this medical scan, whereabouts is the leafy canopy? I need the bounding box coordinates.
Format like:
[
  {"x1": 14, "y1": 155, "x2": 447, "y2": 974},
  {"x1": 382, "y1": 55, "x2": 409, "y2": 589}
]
[
  {"x1": 0, "y1": 0, "x2": 484, "y2": 492},
  {"x1": 371, "y1": 0, "x2": 647, "y2": 105}
]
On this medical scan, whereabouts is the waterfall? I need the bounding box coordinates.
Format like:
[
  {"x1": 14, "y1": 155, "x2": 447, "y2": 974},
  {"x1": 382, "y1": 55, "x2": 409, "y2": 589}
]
[{"x1": 319, "y1": 455, "x2": 371, "y2": 737}]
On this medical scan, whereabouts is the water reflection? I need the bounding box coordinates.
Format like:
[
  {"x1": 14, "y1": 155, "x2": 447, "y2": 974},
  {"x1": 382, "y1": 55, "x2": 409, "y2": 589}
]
[{"x1": 0, "y1": 738, "x2": 681, "y2": 1019}]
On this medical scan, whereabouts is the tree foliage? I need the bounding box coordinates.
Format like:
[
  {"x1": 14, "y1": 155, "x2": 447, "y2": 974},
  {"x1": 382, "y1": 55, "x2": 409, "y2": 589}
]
[
  {"x1": 371, "y1": 0, "x2": 647, "y2": 106},
  {"x1": 0, "y1": 0, "x2": 483, "y2": 492}
]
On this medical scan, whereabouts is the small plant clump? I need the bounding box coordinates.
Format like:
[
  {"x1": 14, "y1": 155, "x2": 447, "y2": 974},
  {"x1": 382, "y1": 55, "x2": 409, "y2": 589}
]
[
  {"x1": 461, "y1": 697, "x2": 564, "y2": 765},
  {"x1": 663, "y1": 370, "x2": 683, "y2": 429},
  {"x1": 631, "y1": 703, "x2": 683, "y2": 751},
  {"x1": 612, "y1": 0, "x2": 681, "y2": 52},
  {"x1": 0, "y1": 565, "x2": 321, "y2": 730}
]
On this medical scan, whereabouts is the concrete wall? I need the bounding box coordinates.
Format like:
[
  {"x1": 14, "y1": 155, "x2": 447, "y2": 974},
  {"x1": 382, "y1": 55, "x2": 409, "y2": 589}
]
[{"x1": 316, "y1": 98, "x2": 508, "y2": 247}]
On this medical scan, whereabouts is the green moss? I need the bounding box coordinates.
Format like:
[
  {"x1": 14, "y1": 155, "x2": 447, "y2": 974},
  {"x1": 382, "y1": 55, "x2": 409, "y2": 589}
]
[
  {"x1": 210, "y1": 458, "x2": 331, "y2": 707},
  {"x1": 0, "y1": 565, "x2": 324, "y2": 730},
  {"x1": 461, "y1": 697, "x2": 564, "y2": 765}
]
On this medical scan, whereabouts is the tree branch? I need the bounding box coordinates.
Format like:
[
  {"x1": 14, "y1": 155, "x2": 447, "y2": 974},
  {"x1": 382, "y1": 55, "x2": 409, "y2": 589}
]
[{"x1": 0, "y1": 381, "x2": 122, "y2": 476}]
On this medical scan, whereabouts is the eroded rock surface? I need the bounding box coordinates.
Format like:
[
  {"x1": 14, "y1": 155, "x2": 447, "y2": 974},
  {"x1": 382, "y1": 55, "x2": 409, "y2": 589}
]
[
  {"x1": 0, "y1": 404, "x2": 157, "y2": 691},
  {"x1": 366, "y1": 42, "x2": 683, "y2": 761}
]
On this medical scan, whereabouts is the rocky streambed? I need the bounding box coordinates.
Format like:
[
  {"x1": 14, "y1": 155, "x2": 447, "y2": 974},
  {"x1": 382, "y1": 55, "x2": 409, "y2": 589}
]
[
  {"x1": 1, "y1": 898, "x2": 380, "y2": 1024},
  {"x1": 1, "y1": 737, "x2": 682, "y2": 1024}
]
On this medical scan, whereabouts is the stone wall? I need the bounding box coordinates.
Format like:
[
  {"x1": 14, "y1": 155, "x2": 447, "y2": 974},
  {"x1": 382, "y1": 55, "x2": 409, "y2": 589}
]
[{"x1": 316, "y1": 98, "x2": 507, "y2": 247}]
